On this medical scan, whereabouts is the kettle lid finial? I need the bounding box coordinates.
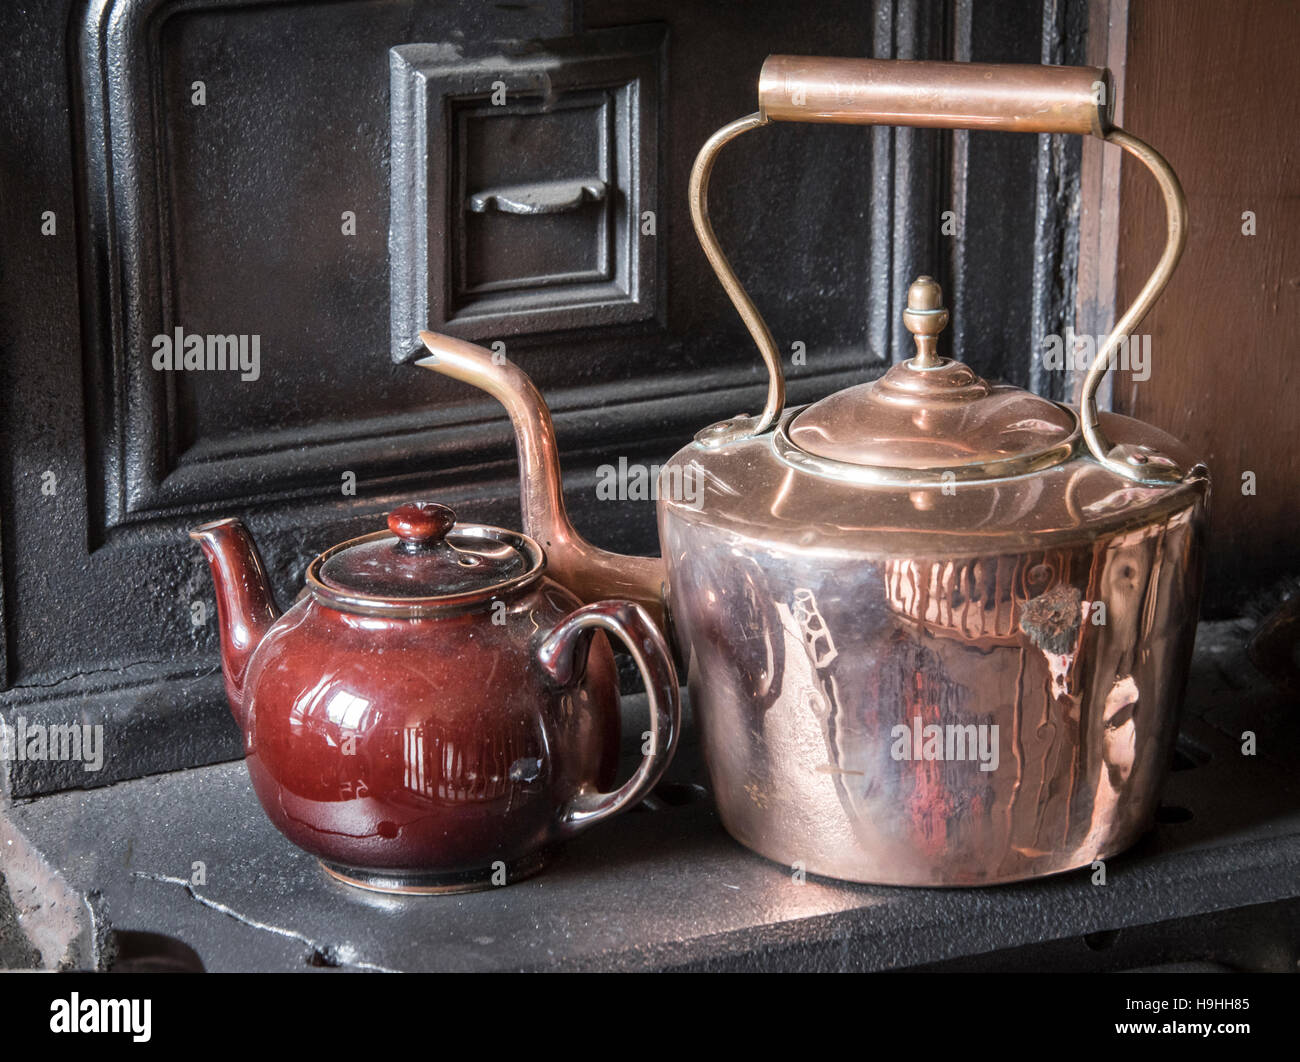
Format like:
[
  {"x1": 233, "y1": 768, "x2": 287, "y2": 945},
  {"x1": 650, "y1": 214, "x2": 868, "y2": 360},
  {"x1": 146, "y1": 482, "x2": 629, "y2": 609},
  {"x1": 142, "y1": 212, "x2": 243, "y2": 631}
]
[
  {"x1": 902, "y1": 275, "x2": 949, "y2": 369},
  {"x1": 779, "y1": 274, "x2": 1079, "y2": 482}
]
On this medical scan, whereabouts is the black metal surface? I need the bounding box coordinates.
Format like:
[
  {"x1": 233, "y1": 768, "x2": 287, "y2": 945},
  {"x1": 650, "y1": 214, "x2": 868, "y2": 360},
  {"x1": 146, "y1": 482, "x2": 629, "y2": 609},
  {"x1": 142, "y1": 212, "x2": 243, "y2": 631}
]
[
  {"x1": 3, "y1": 621, "x2": 1298, "y2": 972},
  {"x1": 913, "y1": 899, "x2": 1300, "y2": 973},
  {"x1": 390, "y1": 26, "x2": 665, "y2": 353},
  {"x1": 2, "y1": 0, "x2": 1082, "y2": 797}
]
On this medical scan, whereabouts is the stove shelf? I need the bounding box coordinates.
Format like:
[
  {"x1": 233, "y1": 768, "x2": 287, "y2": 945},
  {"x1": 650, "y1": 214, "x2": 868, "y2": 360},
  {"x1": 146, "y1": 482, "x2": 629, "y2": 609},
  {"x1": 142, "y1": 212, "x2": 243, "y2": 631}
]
[{"x1": 3, "y1": 619, "x2": 1297, "y2": 972}]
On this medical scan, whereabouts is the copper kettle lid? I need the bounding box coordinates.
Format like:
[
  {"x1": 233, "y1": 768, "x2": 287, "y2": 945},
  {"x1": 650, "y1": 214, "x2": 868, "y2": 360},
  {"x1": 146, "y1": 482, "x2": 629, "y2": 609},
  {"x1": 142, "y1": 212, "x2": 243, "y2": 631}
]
[
  {"x1": 309, "y1": 503, "x2": 544, "y2": 615},
  {"x1": 781, "y1": 277, "x2": 1079, "y2": 483}
]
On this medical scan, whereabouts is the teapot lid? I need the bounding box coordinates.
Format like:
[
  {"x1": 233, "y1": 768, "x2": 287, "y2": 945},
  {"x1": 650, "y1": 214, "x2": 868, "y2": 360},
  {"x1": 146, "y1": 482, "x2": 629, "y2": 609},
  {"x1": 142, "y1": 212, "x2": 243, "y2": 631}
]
[
  {"x1": 778, "y1": 277, "x2": 1079, "y2": 484},
  {"x1": 308, "y1": 503, "x2": 544, "y2": 615}
]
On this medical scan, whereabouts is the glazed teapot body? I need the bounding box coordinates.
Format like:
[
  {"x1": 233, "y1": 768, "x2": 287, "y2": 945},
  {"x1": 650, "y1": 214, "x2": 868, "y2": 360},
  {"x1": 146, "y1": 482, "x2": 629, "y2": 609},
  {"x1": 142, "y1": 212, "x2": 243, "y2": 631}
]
[
  {"x1": 192, "y1": 504, "x2": 679, "y2": 893},
  {"x1": 416, "y1": 56, "x2": 1209, "y2": 885}
]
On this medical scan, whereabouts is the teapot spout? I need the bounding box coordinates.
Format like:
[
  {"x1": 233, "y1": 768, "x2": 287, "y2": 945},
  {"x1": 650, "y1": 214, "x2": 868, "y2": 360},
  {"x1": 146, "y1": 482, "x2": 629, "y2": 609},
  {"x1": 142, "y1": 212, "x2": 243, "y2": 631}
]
[
  {"x1": 416, "y1": 331, "x2": 666, "y2": 628},
  {"x1": 189, "y1": 518, "x2": 280, "y2": 727}
]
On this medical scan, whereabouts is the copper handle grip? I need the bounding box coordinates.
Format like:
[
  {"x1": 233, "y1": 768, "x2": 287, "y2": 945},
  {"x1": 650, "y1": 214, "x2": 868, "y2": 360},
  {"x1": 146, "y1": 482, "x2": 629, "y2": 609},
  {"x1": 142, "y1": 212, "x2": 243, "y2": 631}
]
[{"x1": 758, "y1": 56, "x2": 1111, "y2": 135}]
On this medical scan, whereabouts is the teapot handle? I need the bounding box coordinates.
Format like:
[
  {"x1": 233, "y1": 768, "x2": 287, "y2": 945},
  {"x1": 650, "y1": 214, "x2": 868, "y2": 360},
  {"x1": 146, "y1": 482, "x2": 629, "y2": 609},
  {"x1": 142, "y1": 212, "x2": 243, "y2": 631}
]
[
  {"x1": 537, "y1": 600, "x2": 681, "y2": 837},
  {"x1": 691, "y1": 56, "x2": 1188, "y2": 485}
]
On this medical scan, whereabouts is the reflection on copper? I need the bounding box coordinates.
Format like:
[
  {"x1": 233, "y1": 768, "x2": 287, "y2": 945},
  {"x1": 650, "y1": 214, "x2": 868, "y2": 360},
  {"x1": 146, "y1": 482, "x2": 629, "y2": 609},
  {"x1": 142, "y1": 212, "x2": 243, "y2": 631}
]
[
  {"x1": 791, "y1": 589, "x2": 836, "y2": 668},
  {"x1": 884, "y1": 550, "x2": 1077, "y2": 644},
  {"x1": 1103, "y1": 675, "x2": 1140, "y2": 784}
]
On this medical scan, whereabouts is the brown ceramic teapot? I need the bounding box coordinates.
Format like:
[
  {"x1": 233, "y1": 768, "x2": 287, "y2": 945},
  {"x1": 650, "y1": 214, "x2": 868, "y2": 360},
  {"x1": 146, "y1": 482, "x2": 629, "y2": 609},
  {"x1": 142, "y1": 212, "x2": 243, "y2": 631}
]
[
  {"x1": 191, "y1": 502, "x2": 680, "y2": 894},
  {"x1": 414, "y1": 57, "x2": 1209, "y2": 886}
]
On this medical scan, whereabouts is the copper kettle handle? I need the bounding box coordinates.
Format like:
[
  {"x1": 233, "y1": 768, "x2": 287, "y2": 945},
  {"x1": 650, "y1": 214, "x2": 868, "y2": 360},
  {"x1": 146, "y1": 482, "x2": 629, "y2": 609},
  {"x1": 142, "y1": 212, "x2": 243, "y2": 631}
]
[{"x1": 690, "y1": 56, "x2": 1189, "y2": 485}]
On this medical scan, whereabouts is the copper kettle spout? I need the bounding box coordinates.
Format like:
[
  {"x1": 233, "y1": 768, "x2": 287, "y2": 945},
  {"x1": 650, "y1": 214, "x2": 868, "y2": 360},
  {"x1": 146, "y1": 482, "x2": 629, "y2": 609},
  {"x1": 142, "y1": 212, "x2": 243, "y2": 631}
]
[
  {"x1": 416, "y1": 331, "x2": 666, "y2": 629},
  {"x1": 190, "y1": 518, "x2": 280, "y2": 727}
]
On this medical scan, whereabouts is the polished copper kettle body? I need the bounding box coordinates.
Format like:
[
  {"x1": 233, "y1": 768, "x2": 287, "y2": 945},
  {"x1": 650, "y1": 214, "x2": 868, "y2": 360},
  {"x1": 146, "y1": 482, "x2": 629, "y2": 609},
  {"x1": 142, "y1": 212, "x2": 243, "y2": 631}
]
[
  {"x1": 191, "y1": 502, "x2": 680, "y2": 894},
  {"x1": 416, "y1": 56, "x2": 1208, "y2": 886}
]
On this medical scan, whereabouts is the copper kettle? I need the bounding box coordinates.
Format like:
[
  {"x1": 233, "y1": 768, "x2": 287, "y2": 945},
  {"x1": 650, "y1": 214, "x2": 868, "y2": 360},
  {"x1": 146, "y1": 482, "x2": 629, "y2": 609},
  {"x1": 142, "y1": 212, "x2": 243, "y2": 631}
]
[{"x1": 416, "y1": 56, "x2": 1208, "y2": 886}]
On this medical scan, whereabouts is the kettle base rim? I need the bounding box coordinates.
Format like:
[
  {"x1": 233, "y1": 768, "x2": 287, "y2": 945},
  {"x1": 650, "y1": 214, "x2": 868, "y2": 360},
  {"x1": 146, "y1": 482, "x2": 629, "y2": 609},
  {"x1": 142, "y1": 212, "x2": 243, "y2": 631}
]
[{"x1": 724, "y1": 828, "x2": 1147, "y2": 890}]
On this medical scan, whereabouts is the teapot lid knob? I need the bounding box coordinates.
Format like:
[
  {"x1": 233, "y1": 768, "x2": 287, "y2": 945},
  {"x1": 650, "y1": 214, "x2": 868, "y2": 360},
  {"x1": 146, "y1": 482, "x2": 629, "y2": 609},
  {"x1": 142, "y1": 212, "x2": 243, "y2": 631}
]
[
  {"x1": 388, "y1": 502, "x2": 456, "y2": 551},
  {"x1": 902, "y1": 275, "x2": 949, "y2": 369}
]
